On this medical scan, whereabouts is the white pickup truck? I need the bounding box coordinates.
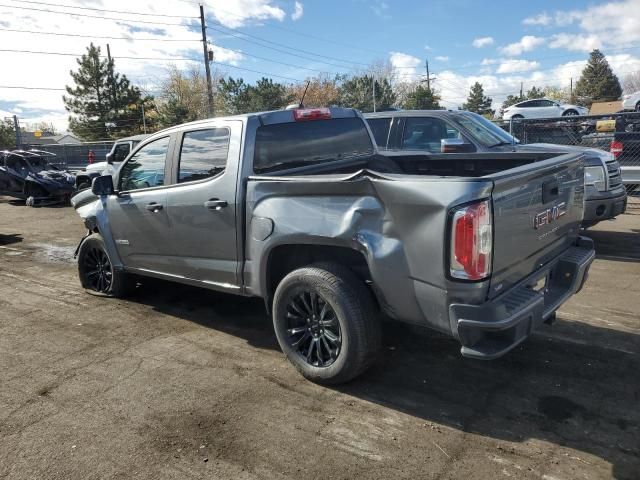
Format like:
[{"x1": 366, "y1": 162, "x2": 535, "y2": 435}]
[{"x1": 75, "y1": 134, "x2": 148, "y2": 190}]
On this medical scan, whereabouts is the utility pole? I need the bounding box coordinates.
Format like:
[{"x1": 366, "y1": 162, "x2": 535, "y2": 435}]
[
  {"x1": 422, "y1": 59, "x2": 436, "y2": 90},
  {"x1": 106, "y1": 44, "x2": 117, "y2": 104},
  {"x1": 200, "y1": 5, "x2": 215, "y2": 117},
  {"x1": 570, "y1": 77, "x2": 573, "y2": 99},
  {"x1": 141, "y1": 103, "x2": 147, "y2": 134},
  {"x1": 372, "y1": 75, "x2": 376, "y2": 112},
  {"x1": 520, "y1": 82, "x2": 523, "y2": 99},
  {"x1": 12, "y1": 115, "x2": 21, "y2": 148}
]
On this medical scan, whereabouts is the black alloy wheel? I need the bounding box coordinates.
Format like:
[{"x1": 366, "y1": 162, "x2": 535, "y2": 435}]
[
  {"x1": 82, "y1": 245, "x2": 113, "y2": 293},
  {"x1": 285, "y1": 290, "x2": 342, "y2": 367}
]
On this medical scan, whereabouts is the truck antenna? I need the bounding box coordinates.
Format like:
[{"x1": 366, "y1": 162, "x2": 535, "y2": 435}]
[{"x1": 299, "y1": 81, "x2": 311, "y2": 108}]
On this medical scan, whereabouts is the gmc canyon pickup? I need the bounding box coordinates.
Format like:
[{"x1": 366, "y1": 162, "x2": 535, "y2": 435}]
[
  {"x1": 365, "y1": 110, "x2": 626, "y2": 227},
  {"x1": 71, "y1": 107, "x2": 594, "y2": 384}
]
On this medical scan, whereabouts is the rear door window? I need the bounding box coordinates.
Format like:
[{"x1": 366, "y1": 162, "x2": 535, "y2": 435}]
[
  {"x1": 178, "y1": 128, "x2": 230, "y2": 183},
  {"x1": 401, "y1": 117, "x2": 463, "y2": 152},
  {"x1": 367, "y1": 118, "x2": 392, "y2": 148},
  {"x1": 254, "y1": 118, "x2": 374, "y2": 173}
]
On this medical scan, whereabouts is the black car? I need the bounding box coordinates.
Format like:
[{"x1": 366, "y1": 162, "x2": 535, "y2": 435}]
[{"x1": 0, "y1": 150, "x2": 76, "y2": 206}]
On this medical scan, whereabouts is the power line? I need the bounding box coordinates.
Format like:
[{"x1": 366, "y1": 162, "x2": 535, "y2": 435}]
[
  {"x1": 0, "y1": 3, "x2": 194, "y2": 27},
  {"x1": 208, "y1": 25, "x2": 357, "y2": 70},
  {"x1": 206, "y1": 4, "x2": 386, "y2": 56},
  {"x1": 207, "y1": 22, "x2": 370, "y2": 68},
  {"x1": 211, "y1": 61, "x2": 304, "y2": 82},
  {"x1": 0, "y1": 48, "x2": 198, "y2": 62},
  {"x1": 0, "y1": 27, "x2": 200, "y2": 42},
  {"x1": 16, "y1": 0, "x2": 198, "y2": 19},
  {"x1": 212, "y1": 44, "x2": 332, "y2": 75}
]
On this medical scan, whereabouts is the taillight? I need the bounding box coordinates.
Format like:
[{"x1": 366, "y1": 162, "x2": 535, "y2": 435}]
[
  {"x1": 610, "y1": 140, "x2": 623, "y2": 158},
  {"x1": 293, "y1": 108, "x2": 331, "y2": 121},
  {"x1": 450, "y1": 200, "x2": 492, "y2": 281}
]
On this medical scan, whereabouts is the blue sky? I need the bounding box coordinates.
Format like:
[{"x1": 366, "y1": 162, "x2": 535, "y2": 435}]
[{"x1": 1, "y1": 0, "x2": 639, "y2": 130}]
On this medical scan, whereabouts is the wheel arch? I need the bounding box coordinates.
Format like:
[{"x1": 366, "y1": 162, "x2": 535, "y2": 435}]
[{"x1": 263, "y1": 243, "x2": 376, "y2": 314}]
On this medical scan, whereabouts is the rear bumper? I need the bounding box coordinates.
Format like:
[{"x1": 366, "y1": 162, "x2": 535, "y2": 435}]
[
  {"x1": 449, "y1": 237, "x2": 595, "y2": 360},
  {"x1": 583, "y1": 189, "x2": 627, "y2": 226}
]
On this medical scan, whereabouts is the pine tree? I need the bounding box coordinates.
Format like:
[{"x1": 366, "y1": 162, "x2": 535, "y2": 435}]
[
  {"x1": 0, "y1": 119, "x2": 15, "y2": 149},
  {"x1": 338, "y1": 75, "x2": 396, "y2": 112},
  {"x1": 401, "y1": 84, "x2": 441, "y2": 110},
  {"x1": 64, "y1": 44, "x2": 151, "y2": 140},
  {"x1": 462, "y1": 82, "x2": 493, "y2": 116},
  {"x1": 574, "y1": 49, "x2": 622, "y2": 106}
]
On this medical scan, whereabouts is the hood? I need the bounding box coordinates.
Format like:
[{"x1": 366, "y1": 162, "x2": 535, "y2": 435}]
[
  {"x1": 28, "y1": 169, "x2": 76, "y2": 187},
  {"x1": 85, "y1": 161, "x2": 109, "y2": 174}
]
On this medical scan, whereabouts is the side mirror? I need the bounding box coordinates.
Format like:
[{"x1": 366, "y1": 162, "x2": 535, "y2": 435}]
[
  {"x1": 106, "y1": 152, "x2": 114, "y2": 164},
  {"x1": 91, "y1": 175, "x2": 114, "y2": 196},
  {"x1": 441, "y1": 138, "x2": 474, "y2": 153}
]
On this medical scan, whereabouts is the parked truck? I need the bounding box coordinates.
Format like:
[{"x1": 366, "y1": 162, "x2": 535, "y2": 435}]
[
  {"x1": 71, "y1": 107, "x2": 594, "y2": 384},
  {"x1": 365, "y1": 110, "x2": 626, "y2": 227},
  {"x1": 74, "y1": 134, "x2": 148, "y2": 191}
]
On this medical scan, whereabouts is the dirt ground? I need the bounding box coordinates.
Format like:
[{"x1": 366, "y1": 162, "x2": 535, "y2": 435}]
[{"x1": 0, "y1": 197, "x2": 638, "y2": 480}]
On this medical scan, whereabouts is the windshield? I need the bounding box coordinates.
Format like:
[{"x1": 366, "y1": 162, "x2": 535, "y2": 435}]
[
  {"x1": 26, "y1": 157, "x2": 50, "y2": 173},
  {"x1": 453, "y1": 112, "x2": 519, "y2": 147},
  {"x1": 254, "y1": 117, "x2": 374, "y2": 173}
]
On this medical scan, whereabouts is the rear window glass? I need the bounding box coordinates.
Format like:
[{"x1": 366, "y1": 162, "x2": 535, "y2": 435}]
[{"x1": 254, "y1": 118, "x2": 374, "y2": 174}]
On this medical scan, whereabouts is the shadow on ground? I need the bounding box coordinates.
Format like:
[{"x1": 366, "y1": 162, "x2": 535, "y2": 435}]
[
  {"x1": 129, "y1": 278, "x2": 639, "y2": 479},
  {"x1": 0, "y1": 233, "x2": 22, "y2": 246},
  {"x1": 584, "y1": 227, "x2": 640, "y2": 260}
]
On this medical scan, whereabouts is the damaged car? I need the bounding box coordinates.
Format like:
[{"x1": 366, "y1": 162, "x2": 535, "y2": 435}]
[
  {"x1": 0, "y1": 150, "x2": 76, "y2": 206},
  {"x1": 72, "y1": 107, "x2": 594, "y2": 384}
]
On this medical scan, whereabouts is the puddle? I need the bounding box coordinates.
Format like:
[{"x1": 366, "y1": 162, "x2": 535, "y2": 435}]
[{"x1": 32, "y1": 243, "x2": 76, "y2": 264}]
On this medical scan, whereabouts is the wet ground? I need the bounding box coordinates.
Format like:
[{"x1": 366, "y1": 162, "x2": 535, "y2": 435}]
[{"x1": 0, "y1": 197, "x2": 639, "y2": 479}]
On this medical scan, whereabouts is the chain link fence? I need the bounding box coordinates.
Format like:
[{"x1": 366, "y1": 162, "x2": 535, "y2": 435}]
[
  {"x1": 28, "y1": 141, "x2": 114, "y2": 171},
  {"x1": 496, "y1": 112, "x2": 640, "y2": 211}
]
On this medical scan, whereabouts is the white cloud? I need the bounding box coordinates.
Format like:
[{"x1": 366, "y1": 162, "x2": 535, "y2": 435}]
[
  {"x1": 472, "y1": 36, "x2": 494, "y2": 48},
  {"x1": 389, "y1": 52, "x2": 421, "y2": 82},
  {"x1": 436, "y1": 51, "x2": 640, "y2": 115},
  {"x1": 499, "y1": 35, "x2": 545, "y2": 56},
  {"x1": 370, "y1": 1, "x2": 390, "y2": 19},
  {"x1": 424, "y1": 45, "x2": 433, "y2": 51},
  {"x1": 435, "y1": 56, "x2": 449, "y2": 62},
  {"x1": 548, "y1": 33, "x2": 602, "y2": 52},
  {"x1": 522, "y1": 12, "x2": 552, "y2": 26},
  {"x1": 524, "y1": 0, "x2": 640, "y2": 49},
  {"x1": 211, "y1": 45, "x2": 244, "y2": 65},
  {"x1": 496, "y1": 59, "x2": 541, "y2": 74},
  {"x1": 210, "y1": 0, "x2": 286, "y2": 28},
  {"x1": 291, "y1": 1, "x2": 303, "y2": 21},
  {"x1": 0, "y1": 0, "x2": 292, "y2": 132}
]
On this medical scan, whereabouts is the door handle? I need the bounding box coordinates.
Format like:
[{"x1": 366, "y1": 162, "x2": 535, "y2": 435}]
[
  {"x1": 204, "y1": 199, "x2": 228, "y2": 210},
  {"x1": 145, "y1": 202, "x2": 163, "y2": 212}
]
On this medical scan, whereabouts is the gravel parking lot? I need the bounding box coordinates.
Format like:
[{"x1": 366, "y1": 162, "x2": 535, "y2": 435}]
[{"x1": 0, "y1": 197, "x2": 638, "y2": 480}]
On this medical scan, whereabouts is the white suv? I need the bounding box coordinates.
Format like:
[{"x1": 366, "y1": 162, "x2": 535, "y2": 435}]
[
  {"x1": 621, "y1": 91, "x2": 640, "y2": 112},
  {"x1": 503, "y1": 98, "x2": 588, "y2": 120}
]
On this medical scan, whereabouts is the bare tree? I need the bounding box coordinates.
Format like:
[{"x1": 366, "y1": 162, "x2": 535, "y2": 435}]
[
  {"x1": 286, "y1": 74, "x2": 341, "y2": 107},
  {"x1": 622, "y1": 72, "x2": 640, "y2": 94}
]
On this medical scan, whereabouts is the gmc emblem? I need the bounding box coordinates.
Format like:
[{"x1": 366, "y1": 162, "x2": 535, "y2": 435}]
[{"x1": 533, "y1": 202, "x2": 567, "y2": 229}]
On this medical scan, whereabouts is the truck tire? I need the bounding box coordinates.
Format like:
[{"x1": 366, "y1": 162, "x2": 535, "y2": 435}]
[
  {"x1": 76, "y1": 178, "x2": 92, "y2": 191},
  {"x1": 77, "y1": 234, "x2": 135, "y2": 297},
  {"x1": 272, "y1": 262, "x2": 381, "y2": 384}
]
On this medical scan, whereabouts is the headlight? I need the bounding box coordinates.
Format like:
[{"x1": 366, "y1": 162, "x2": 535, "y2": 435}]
[{"x1": 585, "y1": 166, "x2": 606, "y2": 192}]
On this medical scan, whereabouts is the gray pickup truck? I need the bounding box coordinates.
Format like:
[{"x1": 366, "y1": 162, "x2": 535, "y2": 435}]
[
  {"x1": 365, "y1": 110, "x2": 626, "y2": 227},
  {"x1": 71, "y1": 107, "x2": 594, "y2": 384}
]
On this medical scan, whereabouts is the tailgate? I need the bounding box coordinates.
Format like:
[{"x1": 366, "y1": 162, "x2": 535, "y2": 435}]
[{"x1": 488, "y1": 152, "x2": 585, "y2": 299}]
